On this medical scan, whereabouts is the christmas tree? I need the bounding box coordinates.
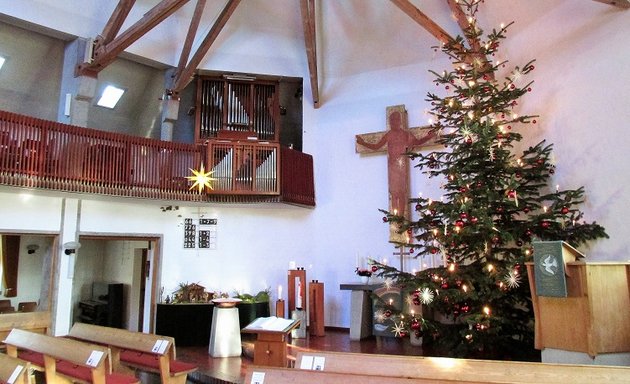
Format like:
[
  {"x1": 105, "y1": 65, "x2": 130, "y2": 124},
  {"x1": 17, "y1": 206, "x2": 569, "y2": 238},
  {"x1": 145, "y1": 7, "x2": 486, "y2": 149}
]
[{"x1": 372, "y1": 1, "x2": 608, "y2": 360}]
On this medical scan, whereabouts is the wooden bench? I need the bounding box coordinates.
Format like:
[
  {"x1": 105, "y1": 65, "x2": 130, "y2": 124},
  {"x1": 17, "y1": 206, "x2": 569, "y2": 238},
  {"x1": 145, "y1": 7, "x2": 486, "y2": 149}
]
[
  {"x1": 0, "y1": 311, "x2": 50, "y2": 342},
  {"x1": 294, "y1": 351, "x2": 630, "y2": 383},
  {"x1": 0, "y1": 353, "x2": 30, "y2": 384},
  {"x1": 3, "y1": 328, "x2": 138, "y2": 384},
  {"x1": 244, "y1": 365, "x2": 491, "y2": 384},
  {"x1": 69, "y1": 322, "x2": 197, "y2": 384}
]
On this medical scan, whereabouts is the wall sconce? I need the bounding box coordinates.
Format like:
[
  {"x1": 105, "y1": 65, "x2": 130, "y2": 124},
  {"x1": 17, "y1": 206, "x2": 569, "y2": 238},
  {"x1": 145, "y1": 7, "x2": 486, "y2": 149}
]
[
  {"x1": 63, "y1": 241, "x2": 81, "y2": 255},
  {"x1": 26, "y1": 244, "x2": 40, "y2": 254}
]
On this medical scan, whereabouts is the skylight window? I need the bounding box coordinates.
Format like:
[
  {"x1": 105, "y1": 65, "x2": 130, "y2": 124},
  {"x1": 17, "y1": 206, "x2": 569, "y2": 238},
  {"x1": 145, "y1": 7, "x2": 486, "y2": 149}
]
[
  {"x1": 96, "y1": 85, "x2": 125, "y2": 109},
  {"x1": 0, "y1": 56, "x2": 6, "y2": 70}
]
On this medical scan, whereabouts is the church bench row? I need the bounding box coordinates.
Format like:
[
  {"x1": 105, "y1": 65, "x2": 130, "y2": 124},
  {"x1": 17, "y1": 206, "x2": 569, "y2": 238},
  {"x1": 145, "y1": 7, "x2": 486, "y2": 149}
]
[
  {"x1": 244, "y1": 366, "x2": 493, "y2": 384},
  {"x1": 68, "y1": 322, "x2": 198, "y2": 384},
  {"x1": 0, "y1": 353, "x2": 30, "y2": 384},
  {"x1": 294, "y1": 351, "x2": 630, "y2": 384},
  {"x1": 3, "y1": 328, "x2": 139, "y2": 384},
  {"x1": 0, "y1": 311, "x2": 50, "y2": 343}
]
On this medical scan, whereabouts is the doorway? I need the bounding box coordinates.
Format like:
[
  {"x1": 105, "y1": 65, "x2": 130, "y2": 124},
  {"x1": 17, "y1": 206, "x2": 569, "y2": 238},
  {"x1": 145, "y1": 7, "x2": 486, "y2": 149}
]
[{"x1": 72, "y1": 235, "x2": 161, "y2": 332}]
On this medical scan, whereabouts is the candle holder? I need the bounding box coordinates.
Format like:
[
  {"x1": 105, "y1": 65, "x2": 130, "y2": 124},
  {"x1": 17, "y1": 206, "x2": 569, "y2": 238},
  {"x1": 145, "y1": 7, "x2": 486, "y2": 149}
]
[{"x1": 275, "y1": 299, "x2": 285, "y2": 318}]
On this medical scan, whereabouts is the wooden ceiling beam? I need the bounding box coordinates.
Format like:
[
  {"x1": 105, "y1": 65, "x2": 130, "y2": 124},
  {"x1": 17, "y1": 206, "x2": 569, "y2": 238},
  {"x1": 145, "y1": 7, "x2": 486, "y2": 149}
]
[
  {"x1": 389, "y1": 0, "x2": 454, "y2": 44},
  {"x1": 172, "y1": 0, "x2": 241, "y2": 92},
  {"x1": 300, "y1": 0, "x2": 320, "y2": 108},
  {"x1": 592, "y1": 0, "x2": 630, "y2": 8},
  {"x1": 446, "y1": 0, "x2": 480, "y2": 51},
  {"x1": 96, "y1": 0, "x2": 136, "y2": 49},
  {"x1": 77, "y1": 0, "x2": 190, "y2": 76},
  {"x1": 173, "y1": 0, "x2": 207, "y2": 86}
]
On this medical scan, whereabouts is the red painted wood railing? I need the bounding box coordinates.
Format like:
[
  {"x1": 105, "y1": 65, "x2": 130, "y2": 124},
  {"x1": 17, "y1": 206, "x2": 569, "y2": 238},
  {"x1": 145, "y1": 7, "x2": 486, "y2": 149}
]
[{"x1": 0, "y1": 110, "x2": 315, "y2": 206}]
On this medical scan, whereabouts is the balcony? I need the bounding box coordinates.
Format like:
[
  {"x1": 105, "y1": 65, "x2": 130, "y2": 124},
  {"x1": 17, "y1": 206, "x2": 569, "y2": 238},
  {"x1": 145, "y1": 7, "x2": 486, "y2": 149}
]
[{"x1": 0, "y1": 110, "x2": 315, "y2": 207}]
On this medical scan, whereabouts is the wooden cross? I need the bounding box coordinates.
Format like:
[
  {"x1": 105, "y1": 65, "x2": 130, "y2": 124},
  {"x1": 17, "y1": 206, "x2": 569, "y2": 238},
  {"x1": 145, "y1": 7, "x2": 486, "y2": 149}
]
[{"x1": 356, "y1": 105, "x2": 438, "y2": 243}]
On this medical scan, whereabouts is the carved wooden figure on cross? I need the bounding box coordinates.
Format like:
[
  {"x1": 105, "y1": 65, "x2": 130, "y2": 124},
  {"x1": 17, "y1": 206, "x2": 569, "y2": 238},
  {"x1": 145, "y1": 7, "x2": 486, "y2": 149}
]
[{"x1": 356, "y1": 105, "x2": 437, "y2": 243}]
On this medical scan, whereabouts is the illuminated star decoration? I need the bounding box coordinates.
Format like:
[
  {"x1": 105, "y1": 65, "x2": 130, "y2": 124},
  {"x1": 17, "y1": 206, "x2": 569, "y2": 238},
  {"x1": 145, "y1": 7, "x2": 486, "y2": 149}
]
[
  {"x1": 374, "y1": 309, "x2": 387, "y2": 323},
  {"x1": 392, "y1": 321, "x2": 406, "y2": 337},
  {"x1": 186, "y1": 163, "x2": 215, "y2": 193},
  {"x1": 383, "y1": 277, "x2": 395, "y2": 289},
  {"x1": 504, "y1": 270, "x2": 522, "y2": 289},
  {"x1": 419, "y1": 287, "x2": 435, "y2": 305}
]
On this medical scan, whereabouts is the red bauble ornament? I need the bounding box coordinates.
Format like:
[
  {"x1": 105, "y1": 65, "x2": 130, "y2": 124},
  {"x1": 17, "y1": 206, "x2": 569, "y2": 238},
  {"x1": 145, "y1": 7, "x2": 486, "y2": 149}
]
[
  {"x1": 507, "y1": 190, "x2": 516, "y2": 198},
  {"x1": 415, "y1": 203, "x2": 422, "y2": 211},
  {"x1": 441, "y1": 282, "x2": 449, "y2": 289},
  {"x1": 455, "y1": 220, "x2": 465, "y2": 228},
  {"x1": 407, "y1": 228, "x2": 413, "y2": 234},
  {"x1": 523, "y1": 207, "x2": 530, "y2": 213},
  {"x1": 385, "y1": 310, "x2": 392, "y2": 317},
  {"x1": 409, "y1": 248, "x2": 415, "y2": 253},
  {"x1": 411, "y1": 319, "x2": 421, "y2": 330},
  {"x1": 460, "y1": 212, "x2": 468, "y2": 219},
  {"x1": 382, "y1": 217, "x2": 388, "y2": 222},
  {"x1": 371, "y1": 265, "x2": 378, "y2": 272},
  {"x1": 561, "y1": 207, "x2": 569, "y2": 215},
  {"x1": 470, "y1": 217, "x2": 478, "y2": 224},
  {"x1": 430, "y1": 248, "x2": 438, "y2": 254},
  {"x1": 541, "y1": 220, "x2": 551, "y2": 228}
]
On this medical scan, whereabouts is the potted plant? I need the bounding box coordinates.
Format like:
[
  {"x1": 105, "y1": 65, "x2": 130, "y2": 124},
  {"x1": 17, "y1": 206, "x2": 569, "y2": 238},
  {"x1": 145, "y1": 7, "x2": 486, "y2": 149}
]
[{"x1": 234, "y1": 288, "x2": 271, "y2": 328}]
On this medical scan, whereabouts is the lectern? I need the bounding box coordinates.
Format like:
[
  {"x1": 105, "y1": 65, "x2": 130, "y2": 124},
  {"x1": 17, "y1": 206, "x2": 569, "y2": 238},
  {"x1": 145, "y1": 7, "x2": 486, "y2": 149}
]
[
  {"x1": 242, "y1": 318, "x2": 301, "y2": 367},
  {"x1": 527, "y1": 259, "x2": 630, "y2": 356}
]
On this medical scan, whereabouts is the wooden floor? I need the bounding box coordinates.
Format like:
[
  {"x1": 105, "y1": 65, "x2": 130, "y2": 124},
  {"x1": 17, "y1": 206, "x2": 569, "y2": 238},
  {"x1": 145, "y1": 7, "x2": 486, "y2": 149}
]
[{"x1": 176, "y1": 329, "x2": 426, "y2": 384}]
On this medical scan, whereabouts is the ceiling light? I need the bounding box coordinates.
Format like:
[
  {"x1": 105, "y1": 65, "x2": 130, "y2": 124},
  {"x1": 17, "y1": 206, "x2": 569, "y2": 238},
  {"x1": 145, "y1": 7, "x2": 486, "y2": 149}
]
[{"x1": 97, "y1": 85, "x2": 125, "y2": 109}]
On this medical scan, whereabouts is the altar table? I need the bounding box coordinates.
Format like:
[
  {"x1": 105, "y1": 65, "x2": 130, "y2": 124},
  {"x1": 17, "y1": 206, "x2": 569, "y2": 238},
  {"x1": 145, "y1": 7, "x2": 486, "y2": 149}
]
[{"x1": 340, "y1": 282, "x2": 381, "y2": 340}]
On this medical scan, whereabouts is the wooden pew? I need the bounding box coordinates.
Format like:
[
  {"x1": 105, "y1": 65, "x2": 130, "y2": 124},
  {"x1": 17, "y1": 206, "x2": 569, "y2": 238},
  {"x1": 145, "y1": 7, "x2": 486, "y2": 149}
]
[
  {"x1": 68, "y1": 322, "x2": 197, "y2": 384},
  {"x1": 3, "y1": 328, "x2": 138, "y2": 384},
  {"x1": 294, "y1": 351, "x2": 630, "y2": 384},
  {"x1": 244, "y1": 365, "x2": 491, "y2": 384},
  {"x1": 0, "y1": 353, "x2": 30, "y2": 384},
  {"x1": 0, "y1": 311, "x2": 50, "y2": 341}
]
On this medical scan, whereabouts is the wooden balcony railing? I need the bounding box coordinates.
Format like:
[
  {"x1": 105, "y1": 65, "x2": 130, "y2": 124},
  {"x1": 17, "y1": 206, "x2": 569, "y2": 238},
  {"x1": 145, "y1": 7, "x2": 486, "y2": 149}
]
[{"x1": 0, "y1": 110, "x2": 315, "y2": 206}]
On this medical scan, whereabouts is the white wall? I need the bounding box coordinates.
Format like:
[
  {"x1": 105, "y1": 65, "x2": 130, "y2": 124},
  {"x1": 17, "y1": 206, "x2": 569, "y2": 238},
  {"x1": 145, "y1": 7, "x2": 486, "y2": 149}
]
[{"x1": 0, "y1": 0, "x2": 628, "y2": 331}]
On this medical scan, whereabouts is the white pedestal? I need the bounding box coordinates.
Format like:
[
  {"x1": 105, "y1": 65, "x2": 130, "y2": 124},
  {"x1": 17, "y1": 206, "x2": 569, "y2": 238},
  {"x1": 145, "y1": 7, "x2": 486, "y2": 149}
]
[
  {"x1": 209, "y1": 307, "x2": 242, "y2": 357},
  {"x1": 291, "y1": 309, "x2": 306, "y2": 338}
]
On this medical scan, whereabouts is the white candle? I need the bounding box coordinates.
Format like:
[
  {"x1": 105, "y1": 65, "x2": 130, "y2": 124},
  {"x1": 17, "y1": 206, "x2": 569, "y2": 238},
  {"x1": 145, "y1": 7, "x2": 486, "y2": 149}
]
[
  {"x1": 278, "y1": 285, "x2": 283, "y2": 299},
  {"x1": 356, "y1": 253, "x2": 360, "y2": 268},
  {"x1": 296, "y1": 277, "x2": 303, "y2": 308}
]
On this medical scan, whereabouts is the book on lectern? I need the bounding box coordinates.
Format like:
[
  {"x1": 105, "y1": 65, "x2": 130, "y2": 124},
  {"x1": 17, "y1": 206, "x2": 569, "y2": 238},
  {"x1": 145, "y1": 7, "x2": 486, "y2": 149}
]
[{"x1": 243, "y1": 316, "x2": 297, "y2": 332}]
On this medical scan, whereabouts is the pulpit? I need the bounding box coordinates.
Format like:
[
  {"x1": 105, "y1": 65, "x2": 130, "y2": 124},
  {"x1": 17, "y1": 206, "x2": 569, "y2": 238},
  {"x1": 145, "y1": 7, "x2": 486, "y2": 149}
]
[{"x1": 527, "y1": 260, "x2": 630, "y2": 357}]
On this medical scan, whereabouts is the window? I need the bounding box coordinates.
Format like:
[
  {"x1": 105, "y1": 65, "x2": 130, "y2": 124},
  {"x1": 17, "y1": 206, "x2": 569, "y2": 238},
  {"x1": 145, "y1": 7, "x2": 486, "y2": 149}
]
[{"x1": 96, "y1": 85, "x2": 125, "y2": 109}]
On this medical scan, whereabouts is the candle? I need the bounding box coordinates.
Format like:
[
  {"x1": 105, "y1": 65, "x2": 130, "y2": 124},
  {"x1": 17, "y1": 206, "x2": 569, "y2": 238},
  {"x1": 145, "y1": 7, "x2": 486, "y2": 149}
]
[
  {"x1": 356, "y1": 253, "x2": 360, "y2": 268},
  {"x1": 278, "y1": 285, "x2": 283, "y2": 299},
  {"x1": 296, "y1": 277, "x2": 303, "y2": 308}
]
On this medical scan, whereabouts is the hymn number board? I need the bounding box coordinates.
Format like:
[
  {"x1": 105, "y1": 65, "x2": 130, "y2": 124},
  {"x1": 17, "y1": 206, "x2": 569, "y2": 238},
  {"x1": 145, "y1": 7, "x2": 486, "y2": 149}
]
[{"x1": 183, "y1": 218, "x2": 218, "y2": 249}]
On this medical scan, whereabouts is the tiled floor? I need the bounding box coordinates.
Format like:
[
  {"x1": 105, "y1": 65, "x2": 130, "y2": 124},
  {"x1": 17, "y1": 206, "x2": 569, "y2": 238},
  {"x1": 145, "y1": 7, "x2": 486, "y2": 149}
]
[{"x1": 176, "y1": 329, "x2": 426, "y2": 384}]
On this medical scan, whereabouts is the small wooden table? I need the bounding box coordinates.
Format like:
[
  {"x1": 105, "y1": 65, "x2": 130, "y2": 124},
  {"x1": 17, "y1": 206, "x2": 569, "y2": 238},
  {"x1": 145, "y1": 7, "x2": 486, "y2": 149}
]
[{"x1": 242, "y1": 318, "x2": 301, "y2": 367}]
